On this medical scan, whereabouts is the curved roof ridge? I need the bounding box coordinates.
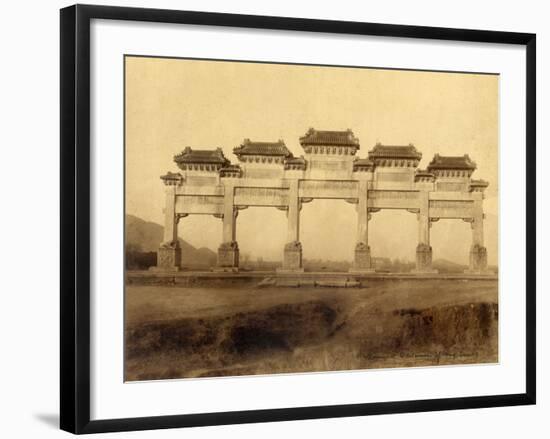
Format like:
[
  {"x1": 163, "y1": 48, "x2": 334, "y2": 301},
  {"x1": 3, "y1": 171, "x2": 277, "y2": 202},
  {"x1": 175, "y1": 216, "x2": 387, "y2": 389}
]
[
  {"x1": 299, "y1": 128, "x2": 360, "y2": 147},
  {"x1": 234, "y1": 139, "x2": 292, "y2": 157}
]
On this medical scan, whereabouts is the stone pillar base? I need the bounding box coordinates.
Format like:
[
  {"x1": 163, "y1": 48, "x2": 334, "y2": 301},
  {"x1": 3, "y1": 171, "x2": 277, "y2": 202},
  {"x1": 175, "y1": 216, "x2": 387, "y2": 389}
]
[
  {"x1": 349, "y1": 242, "x2": 375, "y2": 273},
  {"x1": 155, "y1": 243, "x2": 181, "y2": 271},
  {"x1": 212, "y1": 267, "x2": 239, "y2": 273},
  {"x1": 413, "y1": 243, "x2": 438, "y2": 274},
  {"x1": 465, "y1": 244, "x2": 489, "y2": 274},
  {"x1": 278, "y1": 241, "x2": 304, "y2": 273},
  {"x1": 217, "y1": 241, "x2": 239, "y2": 270}
]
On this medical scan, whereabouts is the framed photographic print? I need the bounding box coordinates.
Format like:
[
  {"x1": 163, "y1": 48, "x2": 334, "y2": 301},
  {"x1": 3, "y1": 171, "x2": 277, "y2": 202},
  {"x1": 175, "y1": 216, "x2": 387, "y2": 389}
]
[{"x1": 60, "y1": 4, "x2": 536, "y2": 434}]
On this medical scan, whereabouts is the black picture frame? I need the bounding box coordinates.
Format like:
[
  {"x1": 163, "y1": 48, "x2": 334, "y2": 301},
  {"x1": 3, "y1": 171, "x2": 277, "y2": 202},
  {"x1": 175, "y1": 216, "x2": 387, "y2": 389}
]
[{"x1": 60, "y1": 4, "x2": 536, "y2": 434}]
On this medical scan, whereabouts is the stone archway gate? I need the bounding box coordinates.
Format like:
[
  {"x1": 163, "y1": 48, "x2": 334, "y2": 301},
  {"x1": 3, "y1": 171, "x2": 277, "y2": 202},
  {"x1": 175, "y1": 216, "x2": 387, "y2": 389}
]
[{"x1": 155, "y1": 128, "x2": 489, "y2": 274}]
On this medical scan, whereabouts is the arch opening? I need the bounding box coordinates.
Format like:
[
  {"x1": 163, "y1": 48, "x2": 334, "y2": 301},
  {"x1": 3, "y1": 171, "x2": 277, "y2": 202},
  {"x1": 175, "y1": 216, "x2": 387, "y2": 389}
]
[
  {"x1": 178, "y1": 215, "x2": 221, "y2": 269},
  {"x1": 236, "y1": 207, "x2": 286, "y2": 270},
  {"x1": 369, "y1": 209, "x2": 417, "y2": 272},
  {"x1": 430, "y1": 219, "x2": 471, "y2": 272},
  {"x1": 300, "y1": 199, "x2": 356, "y2": 272}
]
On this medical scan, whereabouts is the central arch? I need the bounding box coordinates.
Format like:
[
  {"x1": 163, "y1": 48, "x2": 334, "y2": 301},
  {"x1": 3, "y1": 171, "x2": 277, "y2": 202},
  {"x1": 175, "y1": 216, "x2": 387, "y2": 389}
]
[
  {"x1": 300, "y1": 199, "x2": 356, "y2": 272},
  {"x1": 369, "y1": 209, "x2": 417, "y2": 271},
  {"x1": 236, "y1": 207, "x2": 286, "y2": 270}
]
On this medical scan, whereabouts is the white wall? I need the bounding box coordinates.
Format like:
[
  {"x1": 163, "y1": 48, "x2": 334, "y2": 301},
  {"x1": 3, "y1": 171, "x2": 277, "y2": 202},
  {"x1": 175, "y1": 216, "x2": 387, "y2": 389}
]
[{"x1": 0, "y1": 0, "x2": 546, "y2": 437}]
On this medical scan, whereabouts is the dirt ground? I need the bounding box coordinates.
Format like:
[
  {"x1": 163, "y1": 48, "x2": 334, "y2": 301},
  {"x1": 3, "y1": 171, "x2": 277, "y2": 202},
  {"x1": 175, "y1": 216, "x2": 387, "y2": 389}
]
[{"x1": 124, "y1": 278, "x2": 498, "y2": 381}]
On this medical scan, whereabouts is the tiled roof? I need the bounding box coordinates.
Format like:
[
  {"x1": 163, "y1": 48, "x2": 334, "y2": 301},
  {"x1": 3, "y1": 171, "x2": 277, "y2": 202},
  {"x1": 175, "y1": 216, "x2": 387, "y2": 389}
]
[
  {"x1": 233, "y1": 139, "x2": 292, "y2": 157},
  {"x1": 160, "y1": 171, "x2": 182, "y2": 179},
  {"x1": 353, "y1": 158, "x2": 374, "y2": 170},
  {"x1": 284, "y1": 155, "x2": 307, "y2": 170},
  {"x1": 414, "y1": 169, "x2": 435, "y2": 181},
  {"x1": 160, "y1": 172, "x2": 183, "y2": 185},
  {"x1": 368, "y1": 143, "x2": 422, "y2": 160},
  {"x1": 469, "y1": 179, "x2": 489, "y2": 192},
  {"x1": 354, "y1": 158, "x2": 374, "y2": 166},
  {"x1": 174, "y1": 147, "x2": 229, "y2": 165},
  {"x1": 427, "y1": 154, "x2": 477, "y2": 171},
  {"x1": 415, "y1": 169, "x2": 435, "y2": 177},
  {"x1": 160, "y1": 171, "x2": 183, "y2": 180},
  {"x1": 285, "y1": 156, "x2": 306, "y2": 165},
  {"x1": 219, "y1": 164, "x2": 242, "y2": 177},
  {"x1": 220, "y1": 164, "x2": 242, "y2": 171},
  {"x1": 299, "y1": 128, "x2": 359, "y2": 147},
  {"x1": 470, "y1": 179, "x2": 489, "y2": 187}
]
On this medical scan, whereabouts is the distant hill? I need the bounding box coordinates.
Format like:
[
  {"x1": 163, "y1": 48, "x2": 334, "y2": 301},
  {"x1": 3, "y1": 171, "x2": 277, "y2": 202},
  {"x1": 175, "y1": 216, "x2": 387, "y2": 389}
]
[
  {"x1": 125, "y1": 214, "x2": 217, "y2": 267},
  {"x1": 126, "y1": 214, "x2": 164, "y2": 252}
]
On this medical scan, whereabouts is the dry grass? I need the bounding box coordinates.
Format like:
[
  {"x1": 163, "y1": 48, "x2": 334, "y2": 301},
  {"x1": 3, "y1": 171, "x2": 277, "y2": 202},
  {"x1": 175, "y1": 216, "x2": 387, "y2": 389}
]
[{"x1": 124, "y1": 279, "x2": 498, "y2": 381}]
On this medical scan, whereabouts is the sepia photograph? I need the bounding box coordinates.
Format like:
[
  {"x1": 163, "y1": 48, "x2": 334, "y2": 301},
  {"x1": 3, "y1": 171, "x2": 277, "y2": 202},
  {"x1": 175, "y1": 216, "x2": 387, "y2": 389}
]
[{"x1": 124, "y1": 55, "x2": 499, "y2": 382}]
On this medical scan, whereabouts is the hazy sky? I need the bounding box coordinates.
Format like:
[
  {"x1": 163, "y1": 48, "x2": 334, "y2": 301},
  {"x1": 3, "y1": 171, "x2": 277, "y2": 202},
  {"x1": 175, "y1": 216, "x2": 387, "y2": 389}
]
[{"x1": 125, "y1": 56, "x2": 498, "y2": 265}]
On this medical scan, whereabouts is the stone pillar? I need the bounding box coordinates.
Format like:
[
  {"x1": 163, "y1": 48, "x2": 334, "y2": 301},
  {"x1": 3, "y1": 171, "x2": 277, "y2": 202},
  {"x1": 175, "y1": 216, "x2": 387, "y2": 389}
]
[
  {"x1": 279, "y1": 180, "x2": 303, "y2": 272},
  {"x1": 466, "y1": 199, "x2": 488, "y2": 273},
  {"x1": 217, "y1": 184, "x2": 239, "y2": 271},
  {"x1": 156, "y1": 185, "x2": 181, "y2": 271},
  {"x1": 350, "y1": 180, "x2": 374, "y2": 273},
  {"x1": 413, "y1": 191, "x2": 437, "y2": 273}
]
